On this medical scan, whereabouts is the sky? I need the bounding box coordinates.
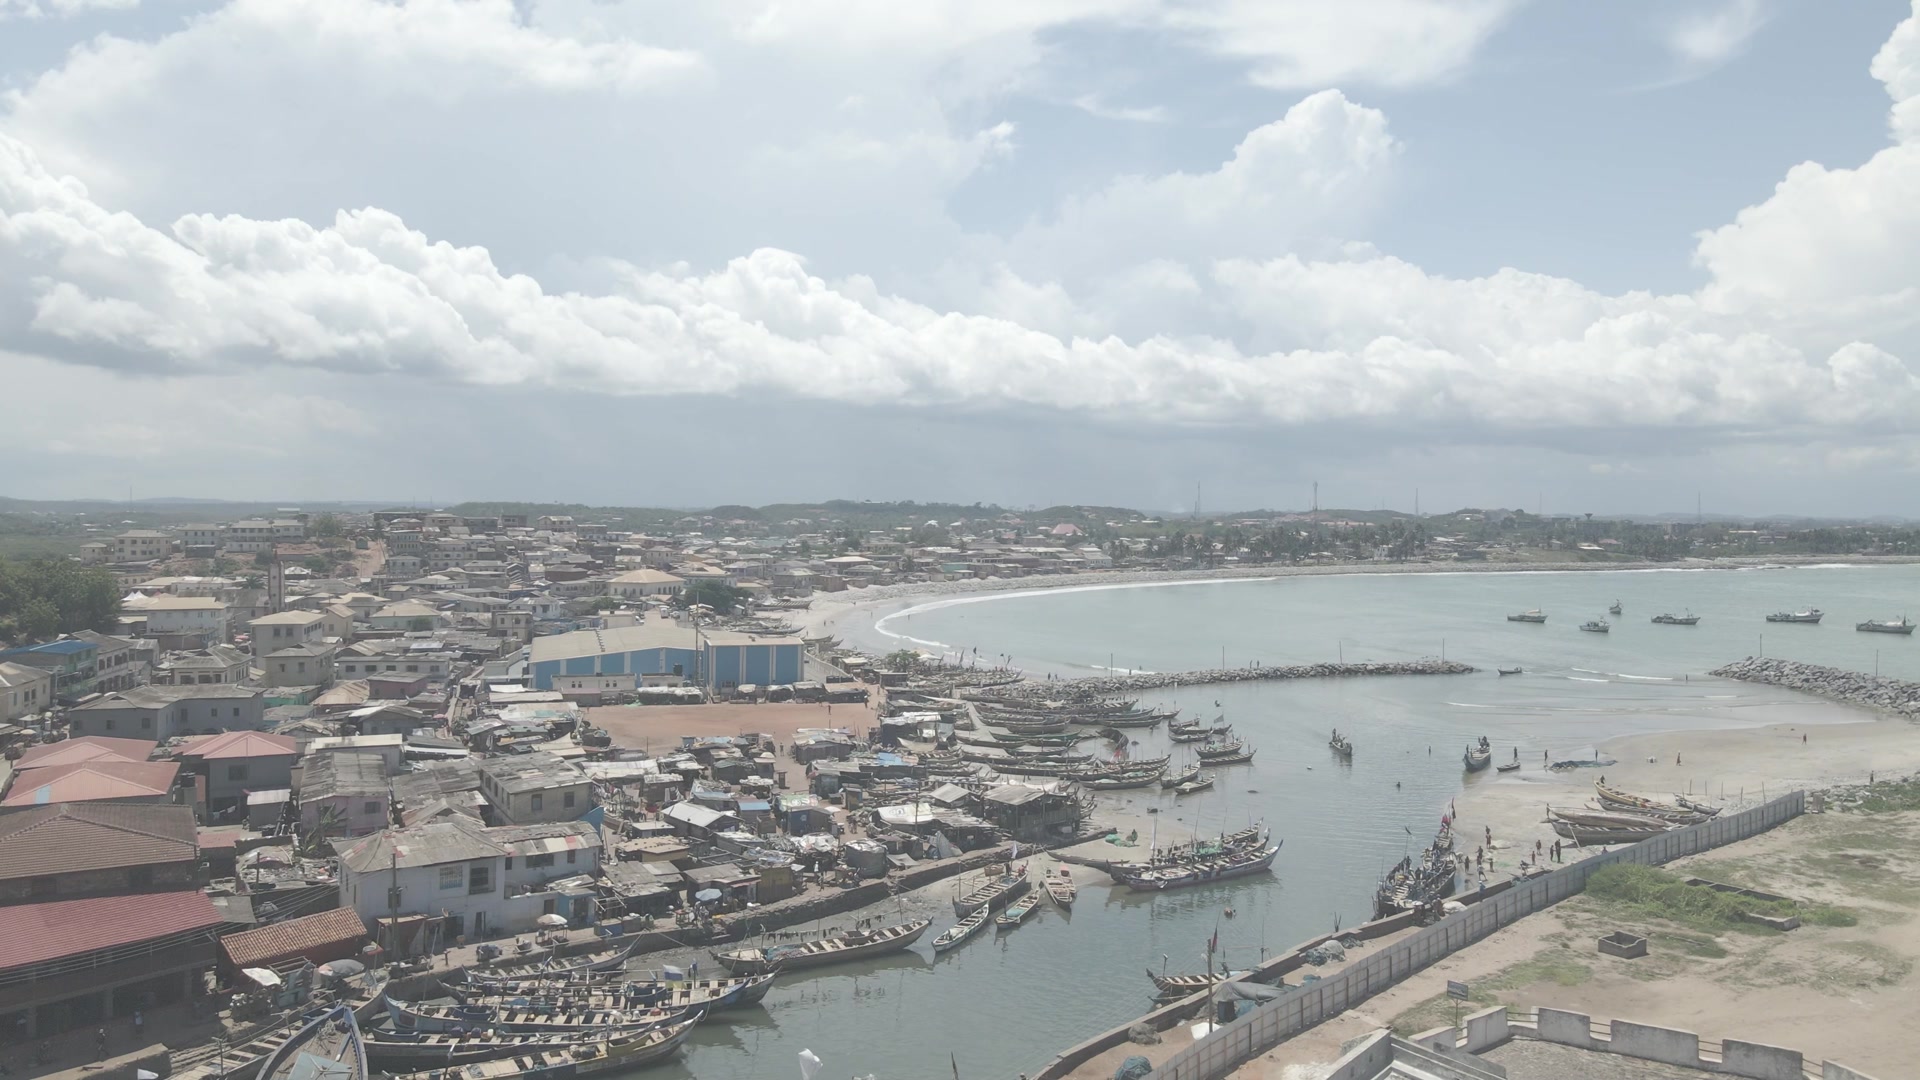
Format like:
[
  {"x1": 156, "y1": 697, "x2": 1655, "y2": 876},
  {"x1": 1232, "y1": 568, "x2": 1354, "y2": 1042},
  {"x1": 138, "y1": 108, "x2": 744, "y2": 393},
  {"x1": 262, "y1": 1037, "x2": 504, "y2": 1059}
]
[{"x1": 1, "y1": 0, "x2": 1917, "y2": 517}]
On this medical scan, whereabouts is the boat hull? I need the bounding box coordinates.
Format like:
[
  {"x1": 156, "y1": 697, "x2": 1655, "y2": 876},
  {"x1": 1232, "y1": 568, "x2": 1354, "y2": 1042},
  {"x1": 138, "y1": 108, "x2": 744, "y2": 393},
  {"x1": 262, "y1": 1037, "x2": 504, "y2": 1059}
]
[
  {"x1": 713, "y1": 918, "x2": 931, "y2": 975},
  {"x1": 1118, "y1": 844, "x2": 1280, "y2": 891}
]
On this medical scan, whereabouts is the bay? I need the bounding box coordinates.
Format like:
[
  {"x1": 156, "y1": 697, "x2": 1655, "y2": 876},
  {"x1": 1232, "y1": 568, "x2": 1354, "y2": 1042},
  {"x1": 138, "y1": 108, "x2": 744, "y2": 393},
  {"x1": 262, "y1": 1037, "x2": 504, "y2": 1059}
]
[{"x1": 653, "y1": 564, "x2": 1916, "y2": 1079}]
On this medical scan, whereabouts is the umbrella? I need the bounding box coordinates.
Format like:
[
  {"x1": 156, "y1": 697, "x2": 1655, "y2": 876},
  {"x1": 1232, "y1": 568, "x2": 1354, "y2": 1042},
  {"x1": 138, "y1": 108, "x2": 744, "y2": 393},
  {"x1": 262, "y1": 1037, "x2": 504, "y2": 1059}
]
[
  {"x1": 694, "y1": 888, "x2": 723, "y2": 902},
  {"x1": 317, "y1": 959, "x2": 366, "y2": 978},
  {"x1": 535, "y1": 913, "x2": 570, "y2": 928}
]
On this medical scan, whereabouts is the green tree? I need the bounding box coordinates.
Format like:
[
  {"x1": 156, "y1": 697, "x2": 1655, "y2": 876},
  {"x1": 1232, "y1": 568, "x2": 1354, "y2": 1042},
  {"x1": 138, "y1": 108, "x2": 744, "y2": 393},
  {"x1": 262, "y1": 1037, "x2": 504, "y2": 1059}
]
[
  {"x1": 312, "y1": 514, "x2": 344, "y2": 540},
  {"x1": 676, "y1": 580, "x2": 749, "y2": 614}
]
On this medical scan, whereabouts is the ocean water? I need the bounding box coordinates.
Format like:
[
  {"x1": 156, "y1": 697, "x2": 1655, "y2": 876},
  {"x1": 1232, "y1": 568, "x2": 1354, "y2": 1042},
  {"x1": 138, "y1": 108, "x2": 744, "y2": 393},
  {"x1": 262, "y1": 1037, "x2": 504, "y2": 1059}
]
[{"x1": 652, "y1": 564, "x2": 1918, "y2": 1079}]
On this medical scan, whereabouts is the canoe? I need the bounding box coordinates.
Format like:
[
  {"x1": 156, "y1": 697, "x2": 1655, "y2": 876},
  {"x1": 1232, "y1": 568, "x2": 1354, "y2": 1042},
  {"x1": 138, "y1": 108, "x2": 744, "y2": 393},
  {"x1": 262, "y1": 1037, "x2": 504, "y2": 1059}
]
[
  {"x1": 362, "y1": 1030, "x2": 588, "y2": 1066},
  {"x1": 451, "y1": 974, "x2": 774, "y2": 1012},
  {"x1": 1161, "y1": 763, "x2": 1202, "y2": 789},
  {"x1": 378, "y1": 1019, "x2": 697, "y2": 1080},
  {"x1": 1117, "y1": 843, "x2": 1282, "y2": 891},
  {"x1": 931, "y1": 907, "x2": 992, "y2": 953},
  {"x1": 1174, "y1": 773, "x2": 1214, "y2": 795},
  {"x1": 1043, "y1": 870, "x2": 1076, "y2": 908},
  {"x1": 1495, "y1": 762, "x2": 1521, "y2": 773},
  {"x1": 257, "y1": 1005, "x2": 364, "y2": 1080},
  {"x1": 952, "y1": 865, "x2": 1029, "y2": 918},
  {"x1": 466, "y1": 942, "x2": 637, "y2": 985},
  {"x1": 994, "y1": 894, "x2": 1041, "y2": 930},
  {"x1": 385, "y1": 993, "x2": 693, "y2": 1035},
  {"x1": 712, "y1": 918, "x2": 931, "y2": 975}
]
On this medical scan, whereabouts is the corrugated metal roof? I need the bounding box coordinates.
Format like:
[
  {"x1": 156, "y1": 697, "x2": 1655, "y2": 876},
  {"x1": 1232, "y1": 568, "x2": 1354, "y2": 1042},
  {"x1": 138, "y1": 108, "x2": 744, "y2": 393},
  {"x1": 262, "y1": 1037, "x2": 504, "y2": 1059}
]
[
  {"x1": 0, "y1": 890, "x2": 223, "y2": 972},
  {"x1": 1, "y1": 761, "x2": 180, "y2": 807},
  {"x1": 0, "y1": 802, "x2": 197, "y2": 880},
  {"x1": 15, "y1": 737, "x2": 157, "y2": 769},
  {"x1": 220, "y1": 907, "x2": 367, "y2": 969},
  {"x1": 179, "y1": 730, "x2": 299, "y2": 760}
]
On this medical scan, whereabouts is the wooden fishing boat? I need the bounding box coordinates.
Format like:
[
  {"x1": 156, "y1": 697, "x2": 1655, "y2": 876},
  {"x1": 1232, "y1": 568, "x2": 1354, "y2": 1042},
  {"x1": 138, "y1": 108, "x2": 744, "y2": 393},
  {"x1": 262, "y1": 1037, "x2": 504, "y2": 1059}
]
[
  {"x1": 452, "y1": 974, "x2": 774, "y2": 1012},
  {"x1": 1198, "y1": 748, "x2": 1254, "y2": 766},
  {"x1": 1080, "y1": 769, "x2": 1164, "y2": 790},
  {"x1": 378, "y1": 1019, "x2": 698, "y2": 1080},
  {"x1": 1328, "y1": 730, "x2": 1352, "y2": 759},
  {"x1": 1594, "y1": 781, "x2": 1699, "y2": 818},
  {"x1": 1507, "y1": 610, "x2": 1547, "y2": 623},
  {"x1": 466, "y1": 942, "x2": 637, "y2": 985},
  {"x1": 1118, "y1": 842, "x2": 1280, "y2": 891},
  {"x1": 1043, "y1": 869, "x2": 1076, "y2": 907},
  {"x1": 1101, "y1": 826, "x2": 1268, "y2": 881},
  {"x1": 1608, "y1": 600, "x2": 1622, "y2": 615},
  {"x1": 1168, "y1": 727, "x2": 1210, "y2": 743},
  {"x1": 385, "y1": 995, "x2": 691, "y2": 1035},
  {"x1": 257, "y1": 1005, "x2": 364, "y2": 1080},
  {"x1": 1674, "y1": 795, "x2": 1723, "y2": 817},
  {"x1": 1497, "y1": 667, "x2": 1523, "y2": 676},
  {"x1": 1651, "y1": 612, "x2": 1701, "y2": 626},
  {"x1": 1146, "y1": 970, "x2": 1239, "y2": 1001},
  {"x1": 1161, "y1": 762, "x2": 1202, "y2": 789},
  {"x1": 1463, "y1": 736, "x2": 1492, "y2": 772},
  {"x1": 1547, "y1": 806, "x2": 1687, "y2": 830},
  {"x1": 1174, "y1": 773, "x2": 1214, "y2": 796},
  {"x1": 1495, "y1": 761, "x2": 1521, "y2": 773},
  {"x1": 1550, "y1": 819, "x2": 1670, "y2": 845},
  {"x1": 931, "y1": 907, "x2": 992, "y2": 953},
  {"x1": 712, "y1": 918, "x2": 932, "y2": 975},
  {"x1": 994, "y1": 894, "x2": 1041, "y2": 930},
  {"x1": 363, "y1": 1030, "x2": 586, "y2": 1066},
  {"x1": 952, "y1": 864, "x2": 1029, "y2": 918}
]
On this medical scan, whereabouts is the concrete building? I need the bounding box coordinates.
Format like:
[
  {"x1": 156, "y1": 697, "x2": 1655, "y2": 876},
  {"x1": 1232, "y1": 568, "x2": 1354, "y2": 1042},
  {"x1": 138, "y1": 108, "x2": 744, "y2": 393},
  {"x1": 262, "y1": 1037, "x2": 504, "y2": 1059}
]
[
  {"x1": 0, "y1": 639, "x2": 99, "y2": 700},
  {"x1": 176, "y1": 730, "x2": 300, "y2": 813},
  {"x1": 478, "y1": 753, "x2": 595, "y2": 825},
  {"x1": 177, "y1": 525, "x2": 224, "y2": 550},
  {"x1": 527, "y1": 623, "x2": 801, "y2": 692},
  {"x1": 223, "y1": 520, "x2": 276, "y2": 552},
  {"x1": 369, "y1": 601, "x2": 443, "y2": 631},
  {"x1": 298, "y1": 751, "x2": 392, "y2": 837},
  {"x1": 111, "y1": 531, "x2": 171, "y2": 562},
  {"x1": 151, "y1": 644, "x2": 252, "y2": 686},
  {"x1": 606, "y1": 569, "x2": 684, "y2": 599},
  {"x1": 135, "y1": 595, "x2": 231, "y2": 639},
  {"x1": 334, "y1": 641, "x2": 457, "y2": 683},
  {"x1": 72, "y1": 631, "x2": 146, "y2": 693},
  {"x1": 262, "y1": 642, "x2": 337, "y2": 688},
  {"x1": 0, "y1": 661, "x2": 52, "y2": 722},
  {"x1": 68, "y1": 685, "x2": 266, "y2": 740},
  {"x1": 249, "y1": 610, "x2": 329, "y2": 659},
  {"x1": 305, "y1": 734, "x2": 406, "y2": 775},
  {"x1": 336, "y1": 818, "x2": 600, "y2": 946}
]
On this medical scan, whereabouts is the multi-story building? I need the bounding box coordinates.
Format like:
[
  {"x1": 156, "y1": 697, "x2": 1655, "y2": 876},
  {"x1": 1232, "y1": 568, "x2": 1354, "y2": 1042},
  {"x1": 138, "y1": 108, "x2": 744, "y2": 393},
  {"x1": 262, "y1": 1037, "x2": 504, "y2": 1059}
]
[
  {"x1": 72, "y1": 630, "x2": 147, "y2": 693},
  {"x1": 223, "y1": 520, "x2": 276, "y2": 552},
  {"x1": 134, "y1": 595, "x2": 231, "y2": 639},
  {"x1": 477, "y1": 753, "x2": 596, "y2": 825},
  {"x1": 336, "y1": 817, "x2": 600, "y2": 946},
  {"x1": 68, "y1": 685, "x2": 266, "y2": 740},
  {"x1": 297, "y1": 751, "x2": 391, "y2": 837},
  {"x1": 0, "y1": 661, "x2": 53, "y2": 722},
  {"x1": 0, "y1": 639, "x2": 99, "y2": 699},
  {"x1": 150, "y1": 644, "x2": 252, "y2": 686},
  {"x1": 111, "y1": 531, "x2": 171, "y2": 562},
  {"x1": 0, "y1": 804, "x2": 219, "y2": 1037},
  {"x1": 249, "y1": 610, "x2": 329, "y2": 659},
  {"x1": 176, "y1": 730, "x2": 300, "y2": 813}
]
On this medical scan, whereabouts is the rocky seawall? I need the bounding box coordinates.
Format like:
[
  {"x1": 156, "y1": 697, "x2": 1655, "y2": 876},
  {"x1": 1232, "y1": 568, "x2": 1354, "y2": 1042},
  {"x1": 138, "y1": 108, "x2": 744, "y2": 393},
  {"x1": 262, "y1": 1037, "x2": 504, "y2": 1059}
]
[
  {"x1": 1709, "y1": 656, "x2": 1920, "y2": 718},
  {"x1": 1042, "y1": 659, "x2": 1475, "y2": 696}
]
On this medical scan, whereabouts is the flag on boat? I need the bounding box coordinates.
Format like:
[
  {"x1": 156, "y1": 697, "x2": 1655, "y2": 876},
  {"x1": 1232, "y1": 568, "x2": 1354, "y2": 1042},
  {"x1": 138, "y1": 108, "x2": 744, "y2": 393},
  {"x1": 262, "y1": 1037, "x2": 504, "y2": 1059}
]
[
  {"x1": 799, "y1": 1048, "x2": 823, "y2": 1080},
  {"x1": 1009, "y1": 841, "x2": 1019, "y2": 859},
  {"x1": 951, "y1": 1051, "x2": 961, "y2": 1079}
]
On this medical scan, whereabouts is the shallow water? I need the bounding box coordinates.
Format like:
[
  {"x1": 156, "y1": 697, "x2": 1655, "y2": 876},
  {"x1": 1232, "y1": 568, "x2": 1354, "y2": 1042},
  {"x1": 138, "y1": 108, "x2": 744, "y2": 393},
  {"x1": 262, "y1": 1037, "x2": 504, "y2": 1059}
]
[{"x1": 652, "y1": 564, "x2": 1916, "y2": 1079}]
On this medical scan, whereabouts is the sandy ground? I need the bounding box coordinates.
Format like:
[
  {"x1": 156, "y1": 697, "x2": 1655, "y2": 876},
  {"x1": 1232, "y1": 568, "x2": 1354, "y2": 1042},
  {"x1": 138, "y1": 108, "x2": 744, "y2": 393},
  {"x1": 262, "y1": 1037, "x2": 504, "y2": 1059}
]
[
  {"x1": 586, "y1": 699, "x2": 885, "y2": 768},
  {"x1": 1225, "y1": 804, "x2": 1920, "y2": 1080}
]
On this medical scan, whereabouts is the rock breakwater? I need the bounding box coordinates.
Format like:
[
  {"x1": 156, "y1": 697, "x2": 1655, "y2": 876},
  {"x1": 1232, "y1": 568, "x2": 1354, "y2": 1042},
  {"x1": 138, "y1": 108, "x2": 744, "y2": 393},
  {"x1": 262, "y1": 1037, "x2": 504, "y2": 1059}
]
[
  {"x1": 1029, "y1": 659, "x2": 1476, "y2": 697},
  {"x1": 1709, "y1": 657, "x2": 1920, "y2": 718}
]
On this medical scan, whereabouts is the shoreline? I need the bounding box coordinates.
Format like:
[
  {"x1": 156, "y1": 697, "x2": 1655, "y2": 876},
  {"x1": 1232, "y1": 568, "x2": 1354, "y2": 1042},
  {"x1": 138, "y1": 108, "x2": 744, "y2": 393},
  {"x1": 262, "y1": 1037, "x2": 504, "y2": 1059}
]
[{"x1": 795, "y1": 554, "x2": 1920, "y2": 645}]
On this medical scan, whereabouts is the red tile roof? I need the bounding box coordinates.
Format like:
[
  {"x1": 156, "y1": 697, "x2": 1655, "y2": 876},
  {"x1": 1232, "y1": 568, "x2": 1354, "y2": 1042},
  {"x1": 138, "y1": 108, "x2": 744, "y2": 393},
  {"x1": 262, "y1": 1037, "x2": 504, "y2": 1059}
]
[
  {"x1": 1, "y1": 760, "x2": 180, "y2": 807},
  {"x1": 220, "y1": 908, "x2": 367, "y2": 970},
  {"x1": 0, "y1": 802, "x2": 198, "y2": 880},
  {"x1": 178, "y1": 730, "x2": 299, "y2": 760},
  {"x1": 0, "y1": 890, "x2": 224, "y2": 972},
  {"x1": 15, "y1": 736, "x2": 157, "y2": 769}
]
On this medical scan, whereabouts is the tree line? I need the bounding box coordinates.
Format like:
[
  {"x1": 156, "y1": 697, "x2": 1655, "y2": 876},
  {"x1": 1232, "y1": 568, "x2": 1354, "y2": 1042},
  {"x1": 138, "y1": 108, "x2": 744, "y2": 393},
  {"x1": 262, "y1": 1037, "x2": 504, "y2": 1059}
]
[{"x1": 0, "y1": 557, "x2": 122, "y2": 645}]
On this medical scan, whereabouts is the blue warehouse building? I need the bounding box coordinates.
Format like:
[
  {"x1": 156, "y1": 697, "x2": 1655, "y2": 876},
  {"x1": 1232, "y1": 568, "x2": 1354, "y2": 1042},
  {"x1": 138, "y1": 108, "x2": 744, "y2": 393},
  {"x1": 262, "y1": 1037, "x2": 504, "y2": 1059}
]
[{"x1": 528, "y1": 623, "x2": 803, "y2": 692}]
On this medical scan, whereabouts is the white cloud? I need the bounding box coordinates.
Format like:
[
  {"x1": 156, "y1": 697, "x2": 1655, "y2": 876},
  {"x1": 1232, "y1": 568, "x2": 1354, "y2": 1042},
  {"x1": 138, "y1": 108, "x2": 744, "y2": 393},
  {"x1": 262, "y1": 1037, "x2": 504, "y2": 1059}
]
[
  {"x1": 1156, "y1": 0, "x2": 1524, "y2": 90},
  {"x1": 0, "y1": 0, "x2": 134, "y2": 19},
  {"x1": 3, "y1": 126, "x2": 1914, "y2": 446},
  {"x1": 1692, "y1": 1, "x2": 1920, "y2": 349},
  {"x1": 1068, "y1": 95, "x2": 1171, "y2": 124},
  {"x1": 1662, "y1": 0, "x2": 1768, "y2": 68}
]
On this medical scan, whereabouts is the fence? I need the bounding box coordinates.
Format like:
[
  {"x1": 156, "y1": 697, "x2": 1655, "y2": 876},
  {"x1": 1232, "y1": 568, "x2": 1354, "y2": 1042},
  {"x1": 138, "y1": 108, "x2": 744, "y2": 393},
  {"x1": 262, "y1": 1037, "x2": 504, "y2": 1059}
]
[{"x1": 1138, "y1": 790, "x2": 1805, "y2": 1080}]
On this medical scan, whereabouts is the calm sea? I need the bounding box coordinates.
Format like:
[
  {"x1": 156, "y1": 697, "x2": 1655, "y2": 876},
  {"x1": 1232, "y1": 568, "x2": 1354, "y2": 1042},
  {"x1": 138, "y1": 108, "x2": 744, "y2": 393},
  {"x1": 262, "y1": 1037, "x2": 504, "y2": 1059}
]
[{"x1": 649, "y1": 564, "x2": 1920, "y2": 1079}]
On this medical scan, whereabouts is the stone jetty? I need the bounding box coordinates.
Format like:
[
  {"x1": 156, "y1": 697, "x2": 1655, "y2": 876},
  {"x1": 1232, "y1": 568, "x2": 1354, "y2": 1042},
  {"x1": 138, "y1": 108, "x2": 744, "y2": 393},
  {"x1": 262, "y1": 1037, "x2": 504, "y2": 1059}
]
[
  {"x1": 1017, "y1": 659, "x2": 1475, "y2": 697},
  {"x1": 1709, "y1": 656, "x2": 1920, "y2": 718}
]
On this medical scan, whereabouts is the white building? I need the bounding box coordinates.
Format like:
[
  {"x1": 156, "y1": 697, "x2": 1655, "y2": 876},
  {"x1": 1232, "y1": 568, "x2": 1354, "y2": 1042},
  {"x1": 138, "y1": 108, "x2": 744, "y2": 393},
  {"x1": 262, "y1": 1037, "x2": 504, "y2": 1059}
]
[
  {"x1": 0, "y1": 661, "x2": 53, "y2": 722},
  {"x1": 112, "y1": 531, "x2": 172, "y2": 562},
  {"x1": 249, "y1": 610, "x2": 329, "y2": 659},
  {"x1": 135, "y1": 595, "x2": 231, "y2": 638},
  {"x1": 336, "y1": 818, "x2": 601, "y2": 945},
  {"x1": 606, "y1": 569, "x2": 684, "y2": 599}
]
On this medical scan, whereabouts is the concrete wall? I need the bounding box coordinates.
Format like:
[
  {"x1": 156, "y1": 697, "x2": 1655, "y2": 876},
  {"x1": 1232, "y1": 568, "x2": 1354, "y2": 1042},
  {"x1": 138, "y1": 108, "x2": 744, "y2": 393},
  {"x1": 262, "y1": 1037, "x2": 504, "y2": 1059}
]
[
  {"x1": 1463, "y1": 1006, "x2": 1508, "y2": 1052},
  {"x1": 1822, "y1": 1062, "x2": 1887, "y2": 1080},
  {"x1": 1321, "y1": 1031, "x2": 1394, "y2": 1080},
  {"x1": 1535, "y1": 1007, "x2": 1594, "y2": 1049},
  {"x1": 1054, "y1": 791, "x2": 1807, "y2": 1080},
  {"x1": 1721, "y1": 1039, "x2": 1804, "y2": 1080},
  {"x1": 1610, "y1": 1020, "x2": 1699, "y2": 1067}
]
